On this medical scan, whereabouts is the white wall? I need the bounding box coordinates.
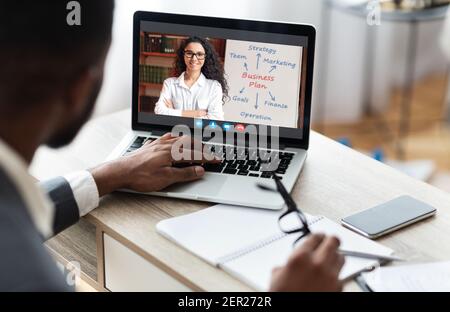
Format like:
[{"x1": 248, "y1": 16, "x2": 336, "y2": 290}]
[{"x1": 441, "y1": 9, "x2": 450, "y2": 117}]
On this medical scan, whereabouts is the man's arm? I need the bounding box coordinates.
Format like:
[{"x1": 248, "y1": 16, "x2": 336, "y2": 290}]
[
  {"x1": 40, "y1": 134, "x2": 216, "y2": 236},
  {"x1": 39, "y1": 176, "x2": 83, "y2": 236},
  {"x1": 89, "y1": 133, "x2": 215, "y2": 196}
]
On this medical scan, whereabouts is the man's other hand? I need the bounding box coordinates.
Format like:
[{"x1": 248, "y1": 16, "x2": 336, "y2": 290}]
[{"x1": 269, "y1": 234, "x2": 345, "y2": 292}]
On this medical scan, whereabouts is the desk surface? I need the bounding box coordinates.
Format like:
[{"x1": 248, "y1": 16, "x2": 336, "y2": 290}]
[{"x1": 31, "y1": 109, "x2": 450, "y2": 292}]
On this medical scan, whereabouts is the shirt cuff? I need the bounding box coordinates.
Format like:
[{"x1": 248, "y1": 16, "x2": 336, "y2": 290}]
[{"x1": 63, "y1": 170, "x2": 100, "y2": 217}]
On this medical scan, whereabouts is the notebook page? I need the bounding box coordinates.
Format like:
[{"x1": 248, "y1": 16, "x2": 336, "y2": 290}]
[
  {"x1": 220, "y1": 232, "x2": 297, "y2": 291},
  {"x1": 362, "y1": 262, "x2": 450, "y2": 292},
  {"x1": 156, "y1": 204, "x2": 283, "y2": 265},
  {"x1": 222, "y1": 217, "x2": 393, "y2": 291}
]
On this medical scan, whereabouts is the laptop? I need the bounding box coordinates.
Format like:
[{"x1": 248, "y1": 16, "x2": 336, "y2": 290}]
[{"x1": 107, "y1": 11, "x2": 316, "y2": 210}]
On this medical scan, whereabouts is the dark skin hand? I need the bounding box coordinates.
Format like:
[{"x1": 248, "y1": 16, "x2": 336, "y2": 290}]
[
  {"x1": 90, "y1": 133, "x2": 220, "y2": 196},
  {"x1": 270, "y1": 234, "x2": 345, "y2": 292}
]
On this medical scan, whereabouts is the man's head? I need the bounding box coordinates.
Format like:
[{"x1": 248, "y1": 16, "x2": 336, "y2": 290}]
[{"x1": 0, "y1": 0, "x2": 114, "y2": 149}]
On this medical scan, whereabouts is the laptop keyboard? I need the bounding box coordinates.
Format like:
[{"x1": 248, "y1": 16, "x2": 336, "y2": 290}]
[{"x1": 123, "y1": 136, "x2": 295, "y2": 179}]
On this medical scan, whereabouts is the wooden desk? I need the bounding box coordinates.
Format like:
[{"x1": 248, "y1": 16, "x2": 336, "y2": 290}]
[{"x1": 30, "y1": 109, "x2": 450, "y2": 292}]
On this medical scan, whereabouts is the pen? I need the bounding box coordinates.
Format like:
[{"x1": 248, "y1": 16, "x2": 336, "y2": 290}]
[
  {"x1": 355, "y1": 275, "x2": 373, "y2": 292},
  {"x1": 339, "y1": 249, "x2": 404, "y2": 262}
]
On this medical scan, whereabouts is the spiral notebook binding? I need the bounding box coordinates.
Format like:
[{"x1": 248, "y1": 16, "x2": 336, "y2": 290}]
[{"x1": 217, "y1": 215, "x2": 324, "y2": 266}]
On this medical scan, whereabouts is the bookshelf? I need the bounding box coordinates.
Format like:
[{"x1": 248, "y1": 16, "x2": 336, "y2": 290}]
[
  {"x1": 139, "y1": 82, "x2": 163, "y2": 89},
  {"x1": 141, "y1": 52, "x2": 177, "y2": 58},
  {"x1": 139, "y1": 32, "x2": 188, "y2": 112}
]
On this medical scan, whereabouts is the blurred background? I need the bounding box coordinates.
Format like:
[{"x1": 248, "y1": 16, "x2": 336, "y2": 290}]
[{"x1": 94, "y1": 0, "x2": 450, "y2": 191}]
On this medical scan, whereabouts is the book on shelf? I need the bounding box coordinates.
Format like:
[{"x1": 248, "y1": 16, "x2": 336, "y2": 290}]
[
  {"x1": 141, "y1": 33, "x2": 226, "y2": 59},
  {"x1": 161, "y1": 35, "x2": 186, "y2": 54},
  {"x1": 142, "y1": 33, "x2": 162, "y2": 53},
  {"x1": 139, "y1": 65, "x2": 171, "y2": 85},
  {"x1": 142, "y1": 33, "x2": 187, "y2": 55}
]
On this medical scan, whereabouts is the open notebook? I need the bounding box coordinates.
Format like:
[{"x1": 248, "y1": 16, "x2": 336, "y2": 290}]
[{"x1": 156, "y1": 204, "x2": 393, "y2": 291}]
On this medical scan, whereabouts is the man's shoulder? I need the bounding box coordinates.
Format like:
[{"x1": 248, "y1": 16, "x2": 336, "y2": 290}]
[
  {"x1": 0, "y1": 168, "x2": 71, "y2": 291},
  {"x1": 0, "y1": 167, "x2": 33, "y2": 224}
]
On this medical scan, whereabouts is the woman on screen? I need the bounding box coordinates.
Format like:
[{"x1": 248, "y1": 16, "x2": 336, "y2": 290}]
[{"x1": 154, "y1": 36, "x2": 229, "y2": 120}]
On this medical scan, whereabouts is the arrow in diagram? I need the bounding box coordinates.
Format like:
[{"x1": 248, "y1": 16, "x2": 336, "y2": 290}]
[
  {"x1": 269, "y1": 91, "x2": 276, "y2": 101},
  {"x1": 256, "y1": 53, "x2": 261, "y2": 70},
  {"x1": 244, "y1": 62, "x2": 248, "y2": 72},
  {"x1": 269, "y1": 65, "x2": 276, "y2": 74},
  {"x1": 255, "y1": 92, "x2": 259, "y2": 109},
  {"x1": 239, "y1": 87, "x2": 245, "y2": 94}
]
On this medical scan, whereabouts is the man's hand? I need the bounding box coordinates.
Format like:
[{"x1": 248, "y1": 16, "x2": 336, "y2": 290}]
[
  {"x1": 90, "y1": 133, "x2": 219, "y2": 196},
  {"x1": 269, "y1": 234, "x2": 345, "y2": 292}
]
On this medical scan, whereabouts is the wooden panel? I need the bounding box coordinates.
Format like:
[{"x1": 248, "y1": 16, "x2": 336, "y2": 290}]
[
  {"x1": 103, "y1": 234, "x2": 192, "y2": 292},
  {"x1": 45, "y1": 218, "x2": 97, "y2": 282}
]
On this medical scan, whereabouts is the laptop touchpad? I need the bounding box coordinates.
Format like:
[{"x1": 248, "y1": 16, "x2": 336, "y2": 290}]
[{"x1": 161, "y1": 173, "x2": 225, "y2": 196}]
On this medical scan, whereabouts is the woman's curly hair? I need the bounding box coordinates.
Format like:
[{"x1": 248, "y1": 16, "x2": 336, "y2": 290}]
[{"x1": 173, "y1": 36, "x2": 229, "y2": 104}]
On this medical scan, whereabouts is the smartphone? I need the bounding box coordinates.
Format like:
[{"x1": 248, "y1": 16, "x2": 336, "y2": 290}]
[{"x1": 341, "y1": 195, "x2": 436, "y2": 239}]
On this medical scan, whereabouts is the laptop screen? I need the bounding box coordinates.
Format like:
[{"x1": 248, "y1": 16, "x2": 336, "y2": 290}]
[{"x1": 133, "y1": 12, "x2": 315, "y2": 146}]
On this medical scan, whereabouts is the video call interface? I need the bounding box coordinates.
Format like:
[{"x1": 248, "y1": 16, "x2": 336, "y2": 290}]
[{"x1": 137, "y1": 21, "x2": 309, "y2": 133}]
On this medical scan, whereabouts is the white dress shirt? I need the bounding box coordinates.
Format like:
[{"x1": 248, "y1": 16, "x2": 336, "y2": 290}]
[
  {"x1": 0, "y1": 139, "x2": 55, "y2": 239},
  {"x1": 154, "y1": 72, "x2": 224, "y2": 120},
  {"x1": 0, "y1": 139, "x2": 99, "y2": 239},
  {"x1": 63, "y1": 170, "x2": 99, "y2": 217}
]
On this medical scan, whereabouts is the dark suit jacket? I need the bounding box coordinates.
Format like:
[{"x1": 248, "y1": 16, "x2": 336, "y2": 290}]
[{"x1": 0, "y1": 168, "x2": 81, "y2": 291}]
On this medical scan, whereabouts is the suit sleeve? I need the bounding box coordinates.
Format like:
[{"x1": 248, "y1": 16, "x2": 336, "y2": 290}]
[
  {"x1": 39, "y1": 171, "x2": 100, "y2": 236},
  {"x1": 39, "y1": 177, "x2": 80, "y2": 235}
]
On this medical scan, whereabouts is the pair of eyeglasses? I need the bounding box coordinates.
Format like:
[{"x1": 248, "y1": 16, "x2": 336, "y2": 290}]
[
  {"x1": 257, "y1": 172, "x2": 405, "y2": 262},
  {"x1": 257, "y1": 172, "x2": 311, "y2": 246},
  {"x1": 183, "y1": 50, "x2": 206, "y2": 60}
]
